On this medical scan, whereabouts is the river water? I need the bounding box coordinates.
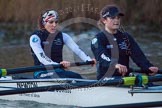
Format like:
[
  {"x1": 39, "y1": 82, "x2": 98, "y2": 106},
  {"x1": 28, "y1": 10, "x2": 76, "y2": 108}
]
[
  {"x1": 0, "y1": 99, "x2": 77, "y2": 108},
  {"x1": 0, "y1": 27, "x2": 162, "y2": 108}
]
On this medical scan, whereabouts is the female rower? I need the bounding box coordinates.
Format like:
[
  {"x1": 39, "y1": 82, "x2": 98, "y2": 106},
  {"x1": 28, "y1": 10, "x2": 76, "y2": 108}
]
[
  {"x1": 30, "y1": 9, "x2": 95, "y2": 79},
  {"x1": 91, "y1": 4, "x2": 158, "y2": 80}
]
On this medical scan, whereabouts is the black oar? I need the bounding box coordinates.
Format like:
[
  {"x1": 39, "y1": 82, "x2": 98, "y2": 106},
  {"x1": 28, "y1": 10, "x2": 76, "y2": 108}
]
[
  {"x1": 0, "y1": 75, "x2": 162, "y2": 96},
  {"x1": 0, "y1": 61, "x2": 95, "y2": 77},
  {"x1": 129, "y1": 68, "x2": 162, "y2": 74}
]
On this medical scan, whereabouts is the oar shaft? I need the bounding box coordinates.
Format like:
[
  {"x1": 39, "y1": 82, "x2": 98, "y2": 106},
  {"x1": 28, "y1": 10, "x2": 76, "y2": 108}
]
[
  {"x1": 148, "y1": 75, "x2": 162, "y2": 82},
  {"x1": 0, "y1": 75, "x2": 162, "y2": 96},
  {"x1": 0, "y1": 79, "x2": 122, "y2": 96},
  {"x1": 0, "y1": 85, "x2": 66, "y2": 96},
  {"x1": 129, "y1": 68, "x2": 162, "y2": 74},
  {"x1": 4, "y1": 64, "x2": 62, "y2": 76},
  {"x1": 0, "y1": 61, "x2": 95, "y2": 77}
]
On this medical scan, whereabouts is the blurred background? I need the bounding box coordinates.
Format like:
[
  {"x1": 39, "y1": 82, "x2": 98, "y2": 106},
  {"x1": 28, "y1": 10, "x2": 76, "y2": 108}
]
[{"x1": 0, "y1": 0, "x2": 162, "y2": 79}]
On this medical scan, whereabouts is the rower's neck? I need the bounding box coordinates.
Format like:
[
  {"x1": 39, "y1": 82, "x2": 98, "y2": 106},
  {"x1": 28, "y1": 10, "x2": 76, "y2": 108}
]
[{"x1": 105, "y1": 27, "x2": 117, "y2": 34}]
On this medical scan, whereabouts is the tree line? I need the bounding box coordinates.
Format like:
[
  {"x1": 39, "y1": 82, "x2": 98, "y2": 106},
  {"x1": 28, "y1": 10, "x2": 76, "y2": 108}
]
[{"x1": 0, "y1": 0, "x2": 161, "y2": 27}]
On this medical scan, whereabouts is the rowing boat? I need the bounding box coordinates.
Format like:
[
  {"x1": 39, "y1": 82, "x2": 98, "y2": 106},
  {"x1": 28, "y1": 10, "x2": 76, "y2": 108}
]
[
  {"x1": 0, "y1": 62, "x2": 162, "y2": 107},
  {"x1": 0, "y1": 76, "x2": 162, "y2": 107}
]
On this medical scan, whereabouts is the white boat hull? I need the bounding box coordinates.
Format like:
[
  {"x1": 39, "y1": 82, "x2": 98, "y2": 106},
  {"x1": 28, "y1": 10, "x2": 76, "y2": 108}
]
[{"x1": 0, "y1": 78, "x2": 162, "y2": 107}]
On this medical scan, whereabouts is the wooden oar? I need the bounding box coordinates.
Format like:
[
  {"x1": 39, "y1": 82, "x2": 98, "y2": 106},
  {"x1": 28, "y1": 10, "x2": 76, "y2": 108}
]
[
  {"x1": 129, "y1": 68, "x2": 162, "y2": 74},
  {"x1": 0, "y1": 75, "x2": 162, "y2": 96},
  {"x1": 0, "y1": 61, "x2": 95, "y2": 77}
]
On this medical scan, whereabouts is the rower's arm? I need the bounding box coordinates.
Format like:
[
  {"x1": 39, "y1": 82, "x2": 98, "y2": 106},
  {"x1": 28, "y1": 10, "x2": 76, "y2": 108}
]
[
  {"x1": 91, "y1": 35, "x2": 111, "y2": 65},
  {"x1": 128, "y1": 34, "x2": 153, "y2": 69},
  {"x1": 62, "y1": 33, "x2": 91, "y2": 62},
  {"x1": 30, "y1": 35, "x2": 58, "y2": 65}
]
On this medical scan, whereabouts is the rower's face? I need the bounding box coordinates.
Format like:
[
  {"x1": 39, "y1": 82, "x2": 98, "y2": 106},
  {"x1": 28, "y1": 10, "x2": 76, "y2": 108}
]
[
  {"x1": 103, "y1": 16, "x2": 121, "y2": 30},
  {"x1": 44, "y1": 17, "x2": 58, "y2": 33}
]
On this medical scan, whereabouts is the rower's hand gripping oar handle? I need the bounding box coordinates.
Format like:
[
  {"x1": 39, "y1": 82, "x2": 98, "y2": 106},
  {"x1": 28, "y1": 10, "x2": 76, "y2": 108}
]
[{"x1": 0, "y1": 61, "x2": 95, "y2": 77}]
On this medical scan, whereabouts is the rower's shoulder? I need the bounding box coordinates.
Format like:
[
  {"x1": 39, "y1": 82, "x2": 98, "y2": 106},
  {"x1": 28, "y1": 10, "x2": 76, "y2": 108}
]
[
  {"x1": 95, "y1": 31, "x2": 107, "y2": 39},
  {"x1": 96, "y1": 31, "x2": 105, "y2": 36},
  {"x1": 62, "y1": 32, "x2": 70, "y2": 37},
  {"x1": 31, "y1": 30, "x2": 44, "y2": 35}
]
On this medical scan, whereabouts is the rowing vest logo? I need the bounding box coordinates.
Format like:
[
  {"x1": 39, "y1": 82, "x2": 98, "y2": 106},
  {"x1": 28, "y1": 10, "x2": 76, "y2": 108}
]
[
  {"x1": 106, "y1": 44, "x2": 113, "y2": 49},
  {"x1": 54, "y1": 38, "x2": 62, "y2": 45},
  {"x1": 101, "y1": 53, "x2": 111, "y2": 62},
  {"x1": 43, "y1": 41, "x2": 49, "y2": 45},
  {"x1": 32, "y1": 37, "x2": 39, "y2": 43},
  {"x1": 119, "y1": 41, "x2": 128, "y2": 50},
  {"x1": 92, "y1": 38, "x2": 97, "y2": 44},
  {"x1": 91, "y1": 38, "x2": 98, "y2": 49}
]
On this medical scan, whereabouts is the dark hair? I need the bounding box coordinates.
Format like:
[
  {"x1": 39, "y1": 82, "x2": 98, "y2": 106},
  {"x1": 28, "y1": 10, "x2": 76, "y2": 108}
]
[
  {"x1": 37, "y1": 10, "x2": 45, "y2": 30},
  {"x1": 38, "y1": 14, "x2": 44, "y2": 30}
]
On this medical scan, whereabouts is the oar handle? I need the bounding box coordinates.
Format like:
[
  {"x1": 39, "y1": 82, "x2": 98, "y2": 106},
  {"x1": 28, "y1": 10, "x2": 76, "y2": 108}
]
[
  {"x1": 71, "y1": 61, "x2": 95, "y2": 66},
  {"x1": 0, "y1": 61, "x2": 95, "y2": 77},
  {"x1": 129, "y1": 68, "x2": 162, "y2": 74}
]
